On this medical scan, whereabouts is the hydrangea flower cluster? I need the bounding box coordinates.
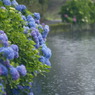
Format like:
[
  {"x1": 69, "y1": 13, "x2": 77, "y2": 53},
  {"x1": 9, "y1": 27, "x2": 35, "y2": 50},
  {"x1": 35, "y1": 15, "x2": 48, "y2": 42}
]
[
  {"x1": 3, "y1": 0, "x2": 11, "y2": 6},
  {"x1": 34, "y1": 13, "x2": 40, "y2": 20},
  {"x1": 0, "y1": 30, "x2": 27, "y2": 94},
  {"x1": 39, "y1": 44, "x2": 52, "y2": 66},
  {"x1": 0, "y1": 30, "x2": 18, "y2": 60},
  {"x1": 11, "y1": 0, "x2": 18, "y2": 6},
  {"x1": 12, "y1": 84, "x2": 33, "y2": 95},
  {"x1": 27, "y1": 15, "x2": 36, "y2": 28},
  {"x1": 15, "y1": 5, "x2": 26, "y2": 12}
]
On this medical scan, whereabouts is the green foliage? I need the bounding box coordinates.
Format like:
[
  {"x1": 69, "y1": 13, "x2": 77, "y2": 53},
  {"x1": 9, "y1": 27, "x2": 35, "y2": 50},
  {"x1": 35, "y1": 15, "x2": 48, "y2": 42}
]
[
  {"x1": 39, "y1": 0, "x2": 48, "y2": 5},
  {"x1": 60, "y1": 0, "x2": 95, "y2": 24}
]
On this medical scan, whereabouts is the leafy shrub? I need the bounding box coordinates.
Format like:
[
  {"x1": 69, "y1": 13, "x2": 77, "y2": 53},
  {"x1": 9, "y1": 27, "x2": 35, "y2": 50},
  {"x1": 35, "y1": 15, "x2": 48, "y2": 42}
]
[
  {"x1": 0, "y1": 0, "x2": 51, "y2": 94},
  {"x1": 60, "y1": 0, "x2": 95, "y2": 24}
]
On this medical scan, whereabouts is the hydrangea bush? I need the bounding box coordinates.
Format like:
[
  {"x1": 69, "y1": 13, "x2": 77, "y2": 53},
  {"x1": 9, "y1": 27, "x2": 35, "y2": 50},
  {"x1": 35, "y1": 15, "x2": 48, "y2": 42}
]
[
  {"x1": 0, "y1": 0, "x2": 52, "y2": 94},
  {"x1": 60, "y1": 0, "x2": 95, "y2": 24}
]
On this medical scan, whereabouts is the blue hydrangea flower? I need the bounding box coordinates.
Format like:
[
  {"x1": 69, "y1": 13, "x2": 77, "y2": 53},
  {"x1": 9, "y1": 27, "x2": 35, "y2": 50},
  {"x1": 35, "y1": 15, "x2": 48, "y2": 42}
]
[
  {"x1": 38, "y1": 25, "x2": 43, "y2": 30},
  {"x1": 10, "y1": 44, "x2": 19, "y2": 52},
  {"x1": 17, "y1": 85, "x2": 24, "y2": 90},
  {"x1": 38, "y1": 33, "x2": 44, "y2": 45},
  {"x1": 27, "y1": 15, "x2": 35, "y2": 22},
  {"x1": 45, "y1": 59, "x2": 51, "y2": 66},
  {"x1": 42, "y1": 47, "x2": 47, "y2": 55},
  {"x1": 0, "y1": 68, "x2": 3, "y2": 76},
  {"x1": 42, "y1": 23, "x2": 45, "y2": 26},
  {"x1": 0, "y1": 33, "x2": 8, "y2": 41},
  {"x1": 0, "y1": 47, "x2": 4, "y2": 53},
  {"x1": 22, "y1": 15, "x2": 27, "y2": 21},
  {"x1": 44, "y1": 25, "x2": 50, "y2": 32},
  {"x1": 31, "y1": 30, "x2": 37, "y2": 37},
  {"x1": 0, "y1": 30, "x2": 4, "y2": 34},
  {"x1": 42, "y1": 25, "x2": 50, "y2": 39},
  {"x1": 34, "y1": 43, "x2": 39, "y2": 48},
  {"x1": 23, "y1": 26, "x2": 29, "y2": 34},
  {"x1": 0, "y1": 64, "x2": 8, "y2": 76},
  {"x1": 23, "y1": 85, "x2": 31, "y2": 90},
  {"x1": 29, "y1": 82, "x2": 32, "y2": 86},
  {"x1": 42, "y1": 32, "x2": 48, "y2": 39},
  {"x1": 3, "y1": 0, "x2": 11, "y2": 6},
  {"x1": 42, "y1": 44, "x2": 47, "y2": 47},
  {"x1": 34, "y1": 28, "x2": 39, "y2": 36},
  {"x1": 11, "y1": 0, "x2": 18, "y2": 6},
  {"x1": 46, "y1": 48, "x2": 52, "y2": 59},
  {"x1": 42, "y1": 45, "x2": 52, "y2": 58},
  {"x1": 34, "y1": 13, "x2": 40, "y2": 20},
  {"x1": 3, "y1": 59, "x2": 10, "y2": 68},
  {"x1": 31, "y1": 30, "x2": 40, "y2": 46},
  {"x1": 35, "y1": 20, "x2": 40, "y2": 24},
  {"x1": 2, "y1": 47, "x2": 15, "y2": 60},
  {"x1": 31, "y1": 28, "x2": 39, "y2": 36},
  {"x1": 28, "y1": 92, "x2": 34, "y2": 95},
  {"x1": 2, "y1": 40, "x2": 9, "y2": 47},
  {"x1": 16, "y1": 65, "x2": 27, "y2": 76},
  {"x1": 15, "y1": 5, "x2": 26, "y2": 12},
  {"x1": 0, "y1": 6, "x2": 6, "y2": 9},
  {"x1": 10, "y1": 67, "x2": 20, "y2": 80},
  {"x1": 33, "y1": 36, "x2": 39, "y2": 44},
  {"x1": 3, "y1": 33, "x2": 8, "y2": 41},
  {"x1": 28, "y1": 21, "x2": 36, "y2": 28},
  {"x1": 39, "y1": 56, "x2": 45, "y2": 64},
  {"x1": 14, "y1": 51, "x2": 19, "y2": 58}
]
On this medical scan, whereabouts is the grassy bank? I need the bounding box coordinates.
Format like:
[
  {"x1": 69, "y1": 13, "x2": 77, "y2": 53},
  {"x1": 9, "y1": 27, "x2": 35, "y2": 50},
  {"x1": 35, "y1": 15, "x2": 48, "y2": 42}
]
[
  {"x1": 48, "y1": 22, "x2": 95, "y2": 33},
  {"x1": 48, "y1": 23, "x2": 71, "y2": 33}
]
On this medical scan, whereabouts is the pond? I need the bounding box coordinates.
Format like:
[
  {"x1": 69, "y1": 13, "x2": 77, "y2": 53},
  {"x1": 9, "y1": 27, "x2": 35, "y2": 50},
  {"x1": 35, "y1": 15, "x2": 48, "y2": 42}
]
[{"x1": 33, "y1": 28, "x2": 95, "y2": 95}]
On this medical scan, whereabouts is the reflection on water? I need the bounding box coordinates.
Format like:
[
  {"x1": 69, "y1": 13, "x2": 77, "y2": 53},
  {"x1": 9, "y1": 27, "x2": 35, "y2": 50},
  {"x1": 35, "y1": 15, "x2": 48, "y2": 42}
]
[{"x1": 33, "y1": 30, "x2": 95, "y2": 95}]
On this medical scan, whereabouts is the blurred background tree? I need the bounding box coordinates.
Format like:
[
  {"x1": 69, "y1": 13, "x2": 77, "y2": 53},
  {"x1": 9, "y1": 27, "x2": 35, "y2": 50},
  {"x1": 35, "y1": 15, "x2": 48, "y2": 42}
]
[{"x1": 60, "y1": 0, "x2": 95, "y2": 24}]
